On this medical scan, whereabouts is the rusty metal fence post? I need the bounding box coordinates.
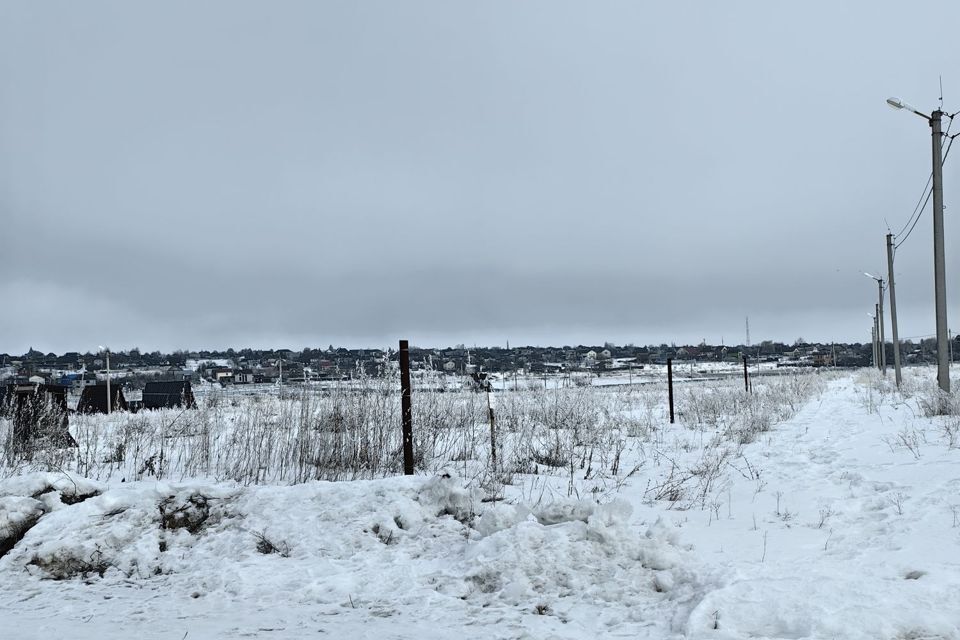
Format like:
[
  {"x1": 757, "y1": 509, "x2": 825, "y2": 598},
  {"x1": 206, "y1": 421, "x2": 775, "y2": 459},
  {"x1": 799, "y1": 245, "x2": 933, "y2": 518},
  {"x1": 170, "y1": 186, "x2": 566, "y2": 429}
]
[
  {"x1": 667, "y1": 357, "x2": 675, "y2": 424},
  {"x1": 399, "y1": 340, "x2": 414, "y2": 475},
  {"x1": 743, "y1": 354, "x2": 751, "y2": 393}
]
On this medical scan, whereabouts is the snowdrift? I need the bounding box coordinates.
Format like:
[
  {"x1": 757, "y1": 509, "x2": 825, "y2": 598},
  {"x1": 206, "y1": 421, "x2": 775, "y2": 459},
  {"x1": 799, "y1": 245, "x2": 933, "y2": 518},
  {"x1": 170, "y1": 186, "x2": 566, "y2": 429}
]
[{"x1": 0, "y1": 472, "x2": 708, "y2": 639}]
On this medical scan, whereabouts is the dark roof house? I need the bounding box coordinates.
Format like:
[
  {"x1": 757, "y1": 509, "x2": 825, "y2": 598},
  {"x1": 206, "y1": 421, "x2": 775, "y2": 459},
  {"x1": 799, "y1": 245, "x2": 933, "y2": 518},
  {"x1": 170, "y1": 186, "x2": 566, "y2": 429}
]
[
  {"x1": 5, "y1": 383, "x2": 75, "y2": 452},
  {"x1": 142, "y1": 380, "x2": 196, "y2": 410},
  {"x1": 77, "y1": 384, "x2": 128, "y2": 414}
]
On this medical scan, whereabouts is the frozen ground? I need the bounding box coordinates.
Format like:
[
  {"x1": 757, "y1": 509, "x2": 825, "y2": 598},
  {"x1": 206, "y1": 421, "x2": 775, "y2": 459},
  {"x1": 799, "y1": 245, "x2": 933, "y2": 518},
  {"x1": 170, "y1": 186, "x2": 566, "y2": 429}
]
[{"x1": 1, "y1": 370, "x2": 959, "y2": 639}]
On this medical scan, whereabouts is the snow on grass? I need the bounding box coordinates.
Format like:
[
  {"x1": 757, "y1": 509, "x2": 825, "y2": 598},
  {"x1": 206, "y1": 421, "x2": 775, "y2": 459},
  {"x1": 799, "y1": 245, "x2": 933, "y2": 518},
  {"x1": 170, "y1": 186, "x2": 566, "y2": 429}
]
[
  {"x1": 2, "y1": 368, "x2": 960, "y2": 638},
  {"x1": 0, "y1": 474, "x2": 709, "y2": 639}
]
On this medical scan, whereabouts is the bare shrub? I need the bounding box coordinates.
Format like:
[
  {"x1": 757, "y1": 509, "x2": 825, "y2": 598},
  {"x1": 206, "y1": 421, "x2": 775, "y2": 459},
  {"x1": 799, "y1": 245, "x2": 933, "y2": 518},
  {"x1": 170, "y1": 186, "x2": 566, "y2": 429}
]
[
  {"x1": 0, "y1": 368, "x2": 823, "y2": 504},
  {"x1": 29, "y1": 546, "x2": 112, "y2": 580},
  {"x1": 253, "y1": 530, "x2": 291, "y2": 557}
]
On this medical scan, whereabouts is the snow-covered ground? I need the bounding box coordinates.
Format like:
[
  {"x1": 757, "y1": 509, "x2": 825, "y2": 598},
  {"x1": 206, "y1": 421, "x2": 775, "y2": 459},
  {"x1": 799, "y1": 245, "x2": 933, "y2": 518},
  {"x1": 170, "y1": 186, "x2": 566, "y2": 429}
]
[
  {"x1": 487, "y1": 360, "x2": 783, "y2": 391},
  {"x1": 1, "y1": 368, "x2": 959, "y2": 639}
]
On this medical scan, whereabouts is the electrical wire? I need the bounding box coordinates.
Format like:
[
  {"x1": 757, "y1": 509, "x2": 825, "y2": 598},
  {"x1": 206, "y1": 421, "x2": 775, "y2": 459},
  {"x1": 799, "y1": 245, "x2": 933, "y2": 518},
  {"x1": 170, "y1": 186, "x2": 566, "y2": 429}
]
[
  {"x1": 893, "y1": 173, "x2": 932, "y2": 238},
  {"x1": 894, "y1": 115, "x2": 956, "y2": 250},
  {"x1": 894, "y1": 113, "x2": 953, "y2": 239},
  {"x1": 896, "y1": 134, "x2": 954, "y2": 249},
  {"x1": 895, "y1": 184, "x2": 933, "y2": 249},
  {"x1": 897, "y1": 333, "x2": 937, "y2": 341}
]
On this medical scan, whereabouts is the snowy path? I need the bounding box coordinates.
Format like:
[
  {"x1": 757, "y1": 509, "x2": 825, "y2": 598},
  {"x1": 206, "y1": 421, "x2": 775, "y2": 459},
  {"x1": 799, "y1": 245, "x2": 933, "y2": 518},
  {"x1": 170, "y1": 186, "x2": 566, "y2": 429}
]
[{"x1": 669, "y1": 376, "x2": 960, "y2": 639}]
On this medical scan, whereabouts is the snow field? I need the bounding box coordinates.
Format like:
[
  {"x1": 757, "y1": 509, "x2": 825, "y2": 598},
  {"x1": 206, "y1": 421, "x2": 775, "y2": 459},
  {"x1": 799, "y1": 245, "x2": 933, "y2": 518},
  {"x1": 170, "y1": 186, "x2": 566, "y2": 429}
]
[{"x1": 1, "y1": 368, "x2": 959, "y2": 638}]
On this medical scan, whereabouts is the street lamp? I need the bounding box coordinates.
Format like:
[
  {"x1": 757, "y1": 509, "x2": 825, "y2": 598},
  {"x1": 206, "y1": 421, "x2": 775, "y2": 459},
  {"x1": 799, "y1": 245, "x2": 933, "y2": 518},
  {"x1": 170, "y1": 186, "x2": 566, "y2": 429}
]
[
  {"x1": 886, "y1": 97, "x2": 928, "y2": 118},
  {"x1": 887, "y1": 96, "x2": 949, "y2": 392},
  {"x1": 864, "y1": 272, "x2": 886, "y2": 375}
]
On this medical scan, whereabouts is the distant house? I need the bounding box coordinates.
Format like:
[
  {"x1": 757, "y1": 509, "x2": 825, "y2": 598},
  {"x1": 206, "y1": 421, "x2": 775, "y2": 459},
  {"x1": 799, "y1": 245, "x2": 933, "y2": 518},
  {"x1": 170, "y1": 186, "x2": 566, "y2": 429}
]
[
  {"x1": 164, "y1": 365, "x2": 190, "y2": 379},
  {"x1": 142, "y1": 381, "x2": 197, "y2": 410},
  {"x1": 210, "y1": 368, "x2": 234, "y2": 384},
  {"x1": 77, "y1": 384, "x2": 128, "y2": 414},
  {"x1": 812, "y1": 352, "x2": 834, "y2": 367},
  {"x1": 234, "y1": 370, "x2": 255, "y2": 384},
  {"x1": 63, "y1": 372, "x2": 99, "y2": 391}
]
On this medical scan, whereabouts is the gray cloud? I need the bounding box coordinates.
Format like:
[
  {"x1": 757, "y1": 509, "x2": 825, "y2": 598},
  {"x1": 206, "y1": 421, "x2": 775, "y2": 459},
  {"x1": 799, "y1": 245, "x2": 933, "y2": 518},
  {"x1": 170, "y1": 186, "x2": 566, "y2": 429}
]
[{"x1": 2, "y1": 1, "x2": 959, "y2": 353}]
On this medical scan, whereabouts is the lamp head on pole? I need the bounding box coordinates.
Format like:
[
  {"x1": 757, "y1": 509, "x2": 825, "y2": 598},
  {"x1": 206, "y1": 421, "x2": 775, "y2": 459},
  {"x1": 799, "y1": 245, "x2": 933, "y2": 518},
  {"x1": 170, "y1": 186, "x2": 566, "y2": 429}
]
[
  {"x1": 886, "y1": 96, "x2": 930, "y2": 120},
  {"x1": 864, "y1": 272, "x2": 885, "y2": 288}
]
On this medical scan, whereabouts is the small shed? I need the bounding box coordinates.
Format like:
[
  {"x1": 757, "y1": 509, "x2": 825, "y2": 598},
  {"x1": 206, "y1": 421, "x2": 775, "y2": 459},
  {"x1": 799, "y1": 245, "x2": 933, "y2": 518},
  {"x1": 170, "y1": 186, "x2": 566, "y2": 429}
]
[
  {"x1": 142, "y1": 380, "x2": 197, "y2": 410},
  {"x1": 5, "y1": 383, "x2": 75, "y2": 452},
  {"x1": 77, "y1": 384, "x2": 128, "y2": 414}
]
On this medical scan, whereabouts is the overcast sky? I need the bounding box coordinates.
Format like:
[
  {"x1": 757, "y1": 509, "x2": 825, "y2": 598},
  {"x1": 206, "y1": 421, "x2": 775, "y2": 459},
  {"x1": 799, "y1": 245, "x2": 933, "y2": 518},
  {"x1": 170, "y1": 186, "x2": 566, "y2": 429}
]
[{"x1": 3, "y1": 1, "x2": 960, "y2": 354}]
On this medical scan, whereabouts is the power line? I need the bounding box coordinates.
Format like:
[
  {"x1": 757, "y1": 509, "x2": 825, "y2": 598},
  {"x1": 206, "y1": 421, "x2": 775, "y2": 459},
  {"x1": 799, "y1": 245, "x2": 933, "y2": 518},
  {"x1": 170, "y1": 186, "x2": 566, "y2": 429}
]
[
  {"x1": 895, "y1": 115, "x2": 956, "y2": 250},
  {"x1": 893, "y1": 173, "x2": 932, "y2": 238},
  {"x1": 895, "y1": 183, "x2": 933, "y2": 249}
]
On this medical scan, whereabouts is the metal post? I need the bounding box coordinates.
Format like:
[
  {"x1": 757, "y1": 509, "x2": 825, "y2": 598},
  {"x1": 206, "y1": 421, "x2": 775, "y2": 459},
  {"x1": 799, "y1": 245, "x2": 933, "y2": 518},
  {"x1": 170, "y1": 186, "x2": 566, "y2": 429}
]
[
  {"x1": 887, "y1": 233, "x2": 902, "y2": 387},
  {"x1": 399, "y1": 340, "x2": 414, "y2": 475},
  {"x1": 105, "y1": 349, "x2": 111, "y2": 415},
  {"x1": 871, "y1": 322, "x2": 878, "y2": 368},
  {"x1": 931, "y1": 110, "x2": 950, "y2": 392},
  {"x1": 486, "y1": 387, "x2": 496, "y2": 473},
  {"x1": 743, "y1": 354, "x2": 750, "y2": 393},
  {"x1": 667, "y1": 358, "x2": 675, "y2": 424}
]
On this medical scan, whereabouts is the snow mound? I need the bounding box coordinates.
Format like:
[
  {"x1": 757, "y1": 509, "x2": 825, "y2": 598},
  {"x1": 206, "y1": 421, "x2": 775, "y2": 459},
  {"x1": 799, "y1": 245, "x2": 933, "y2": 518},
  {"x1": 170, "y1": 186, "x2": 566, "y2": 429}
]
[
  {"x1": 0, "y1": 472, "x2": 104, "y2": 505},
  {"x1": 0, "y1": 496, "x2": 45, "y2": 557},
  {"x1": 0, "y1": 473, "x2": 709, "y2": 637},
  {"x1": 463, "y1": 500, "x2": 700, "y2": 619}
]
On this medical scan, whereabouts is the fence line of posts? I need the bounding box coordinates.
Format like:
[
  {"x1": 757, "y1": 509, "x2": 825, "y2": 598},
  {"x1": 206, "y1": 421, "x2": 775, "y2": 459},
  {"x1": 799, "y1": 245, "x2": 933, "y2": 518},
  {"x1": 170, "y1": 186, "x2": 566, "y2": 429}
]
[{"x1": 397, "y1": 343, "x2": 766, "y2": 477}]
